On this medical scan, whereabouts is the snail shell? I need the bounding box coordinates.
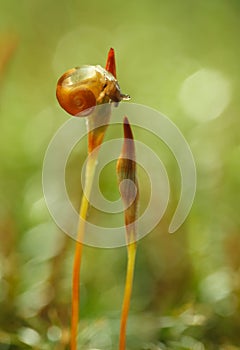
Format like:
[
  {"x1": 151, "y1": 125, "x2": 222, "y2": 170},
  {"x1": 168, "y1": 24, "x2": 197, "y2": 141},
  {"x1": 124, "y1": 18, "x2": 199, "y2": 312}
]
[
  {"x1": 56, "y1": 65, "x2": 130, "y2": 117},
  {"x1": 56, "y1": 67, "x2": 97, "y2": 116}
]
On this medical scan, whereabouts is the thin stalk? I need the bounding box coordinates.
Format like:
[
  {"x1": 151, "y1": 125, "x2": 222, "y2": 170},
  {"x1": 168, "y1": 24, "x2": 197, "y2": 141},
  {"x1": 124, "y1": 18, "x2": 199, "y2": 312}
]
[
  {"x1": 71, "y1": 151, "x2": 98, "y2": 350},
  {"x1": 117, "y1": 117, "x2": 138, "y2": 350},
  {"x1": 119, "y1": 240, "x2": 137, "y2": 350},
  {"x1": 70, "y1": 105, "x2": 111, "y2": 349}
]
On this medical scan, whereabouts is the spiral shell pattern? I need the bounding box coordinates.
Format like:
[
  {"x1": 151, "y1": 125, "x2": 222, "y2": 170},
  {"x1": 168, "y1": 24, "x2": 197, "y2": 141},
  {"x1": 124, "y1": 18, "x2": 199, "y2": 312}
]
[{"x1": 56, "y1": 65, "x2": 129, "y2": 117}]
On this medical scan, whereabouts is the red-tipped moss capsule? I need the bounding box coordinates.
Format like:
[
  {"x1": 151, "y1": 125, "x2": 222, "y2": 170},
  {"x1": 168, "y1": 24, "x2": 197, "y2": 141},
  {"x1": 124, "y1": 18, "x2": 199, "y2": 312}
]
[{"x1": 117, "y1": 117, "x2": 139, "y2": 240}]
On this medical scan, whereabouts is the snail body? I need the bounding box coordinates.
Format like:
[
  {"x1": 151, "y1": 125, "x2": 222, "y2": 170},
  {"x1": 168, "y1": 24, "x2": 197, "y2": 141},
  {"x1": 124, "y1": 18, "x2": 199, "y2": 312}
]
[{"x1": 56, "y1": 65, "x2": 130, "y2": 117}]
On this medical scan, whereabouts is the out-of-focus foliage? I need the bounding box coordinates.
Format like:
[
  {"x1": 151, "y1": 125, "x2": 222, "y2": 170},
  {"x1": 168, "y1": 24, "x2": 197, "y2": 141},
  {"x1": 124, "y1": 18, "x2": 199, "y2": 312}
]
[{"x1": 0, "y1": 0, "x2": 240, "y2": 349}]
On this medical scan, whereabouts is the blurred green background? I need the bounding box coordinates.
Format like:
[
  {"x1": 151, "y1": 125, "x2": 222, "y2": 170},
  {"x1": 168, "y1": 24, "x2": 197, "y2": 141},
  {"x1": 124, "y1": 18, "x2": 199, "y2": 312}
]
[{"x1": 1, "y1": 0, "x2": 240, "y2": 349}]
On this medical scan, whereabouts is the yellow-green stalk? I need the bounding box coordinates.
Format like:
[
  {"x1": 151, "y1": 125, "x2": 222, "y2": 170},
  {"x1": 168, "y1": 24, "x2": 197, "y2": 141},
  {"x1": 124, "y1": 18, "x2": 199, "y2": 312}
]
[
  {"x1": 117, "y1": 117, "x2": 139, "y2": 350},
  {"x1": 71, "y1": 103, "x2": 112, "y2": 350}
]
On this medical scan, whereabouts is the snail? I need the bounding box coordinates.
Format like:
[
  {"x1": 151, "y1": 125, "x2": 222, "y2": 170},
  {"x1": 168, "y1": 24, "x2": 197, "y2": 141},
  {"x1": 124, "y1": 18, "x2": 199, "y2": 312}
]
[{"x1": 56, "y1": 65, "x2": 130, "y2": 117}]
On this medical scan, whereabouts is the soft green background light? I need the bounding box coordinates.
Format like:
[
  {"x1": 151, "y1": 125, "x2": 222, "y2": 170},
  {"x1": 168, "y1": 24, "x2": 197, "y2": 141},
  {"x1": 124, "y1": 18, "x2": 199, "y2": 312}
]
[{"x1": 0, "y1": 0, "x2": 240, "y2": 349}]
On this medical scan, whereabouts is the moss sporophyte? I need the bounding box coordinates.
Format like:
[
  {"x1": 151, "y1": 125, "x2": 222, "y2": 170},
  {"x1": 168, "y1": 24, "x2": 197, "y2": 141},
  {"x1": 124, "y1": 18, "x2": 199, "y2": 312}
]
[
  {"x1": 56, "y1": 49, "x2": 136, "y2": 350},
  {"x1": 117, "y1": 117, "x2": 138, "y2": 350}
]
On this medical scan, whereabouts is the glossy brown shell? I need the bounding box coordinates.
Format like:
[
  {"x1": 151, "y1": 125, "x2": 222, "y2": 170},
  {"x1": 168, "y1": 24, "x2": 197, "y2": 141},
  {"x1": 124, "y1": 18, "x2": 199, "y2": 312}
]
[
  {"x1": 56, "y1": 67, "x2": 98, "y2": 116},
  {"x1": 56, "y1": 84, "x2": 96, "y2": 116},
  {"x1": 56, "y1": 65, "x2": 130, "y2": 117}
]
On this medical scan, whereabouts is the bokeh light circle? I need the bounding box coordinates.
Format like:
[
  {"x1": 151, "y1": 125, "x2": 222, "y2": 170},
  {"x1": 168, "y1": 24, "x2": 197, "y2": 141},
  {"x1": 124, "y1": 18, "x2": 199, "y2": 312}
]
[
  {"x1": 42, "y1": 103, "x2": 196, "y2": 247},
  {"x1": 179, "y1": 68, "x2": 231, "y2": 122}
]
